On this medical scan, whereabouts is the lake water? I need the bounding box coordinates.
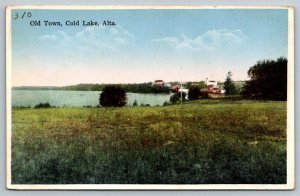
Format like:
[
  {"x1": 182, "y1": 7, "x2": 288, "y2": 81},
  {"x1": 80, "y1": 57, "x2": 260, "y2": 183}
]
[{"x1": 12, "y1": 90, "x2": 171, "y2": 107}]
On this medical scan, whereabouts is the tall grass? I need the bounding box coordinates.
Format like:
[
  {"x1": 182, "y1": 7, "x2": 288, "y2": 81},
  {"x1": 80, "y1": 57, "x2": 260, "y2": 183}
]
[{"x1": 11, "y1": 100, "x2": 287, "y2": 184}]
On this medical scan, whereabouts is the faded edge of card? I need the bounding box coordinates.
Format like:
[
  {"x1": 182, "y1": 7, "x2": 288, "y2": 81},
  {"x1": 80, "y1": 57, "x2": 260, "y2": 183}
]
[{"x1": 5, "y1": 5, "x2": 295, "y2": 190}]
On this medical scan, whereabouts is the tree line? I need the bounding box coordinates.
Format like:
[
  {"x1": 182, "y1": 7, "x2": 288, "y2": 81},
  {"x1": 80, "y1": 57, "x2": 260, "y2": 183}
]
[
  {"x1": 200, "y1": 57, "x2": 287, "y2": 100},
  {"x1": 13, "y1": 82, "x2": 170, "y2": 94},
  {"x1": 100, "y1": 57, "x2": 288, "y2": 107},
  {"x1": 213, "y1": 57, "x2": 287, "y2": 100},
  {"x1": 14, "y1": 57, "x2": 288, "y2": 107},
  {"x1": 220, "y1": 57, "x2": 287, "y2": 101}
]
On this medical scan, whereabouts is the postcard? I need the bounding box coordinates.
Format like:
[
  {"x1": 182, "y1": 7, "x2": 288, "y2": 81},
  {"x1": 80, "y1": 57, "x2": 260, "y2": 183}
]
[{"x1": 6, "y1": 5, "x2": 294, "y2": 190}]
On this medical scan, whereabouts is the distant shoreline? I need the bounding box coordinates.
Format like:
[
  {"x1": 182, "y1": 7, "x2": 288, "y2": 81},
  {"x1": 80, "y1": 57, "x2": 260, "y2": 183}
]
[{"x1": 12, "y1": 81, "x2": 246, "y2": 94}]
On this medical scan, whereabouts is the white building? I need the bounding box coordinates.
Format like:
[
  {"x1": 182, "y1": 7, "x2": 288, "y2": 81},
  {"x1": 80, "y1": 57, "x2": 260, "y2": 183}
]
[
  {"x1": 178, "y1": 88, "x2": 189, "y2": 99},
  {"x1": 206, "y1": 79, "x2": 218, "y2": 87}
]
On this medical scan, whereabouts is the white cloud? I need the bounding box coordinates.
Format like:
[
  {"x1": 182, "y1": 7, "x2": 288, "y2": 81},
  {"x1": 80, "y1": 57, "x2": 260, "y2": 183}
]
[
  {"x1": 75, "y1": 25, "x2": 134, "y2": 52},
  {"x1": 39, "y1": 34, "x2": 57, "y2": 42},
  {"x1": 38, "y1": 25, "x2": 135, "y2": 53},
  {"x1": 152, "y1": 29, "x2": 247, "y2": 51},
  {"x1": 38, "y1": 30, "x2": 74, "y2": 51}
]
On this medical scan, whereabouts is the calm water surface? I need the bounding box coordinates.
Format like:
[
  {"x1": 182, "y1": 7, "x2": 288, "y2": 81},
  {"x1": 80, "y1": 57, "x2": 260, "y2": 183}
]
[{"x1": 12, "y1": 90, "x2": 171, "y2": 107}]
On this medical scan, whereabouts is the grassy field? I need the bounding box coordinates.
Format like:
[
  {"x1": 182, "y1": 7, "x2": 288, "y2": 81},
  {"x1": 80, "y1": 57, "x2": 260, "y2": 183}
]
[{"x1": 11, "y1": 100, "x2": 287, "y2": 184}]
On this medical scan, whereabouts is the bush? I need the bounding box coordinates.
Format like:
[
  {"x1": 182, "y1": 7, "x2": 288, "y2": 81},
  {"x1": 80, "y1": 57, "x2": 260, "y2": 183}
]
[
  {"x1": 163, "y1": 101, "x2": 171, "y2": 106},
  {"x1": 132, "y1": 100, "x2": 138, "y2": 106},
  {"x1": 140, "y1": 103, "x2": 150, "y2": 107},
  {"x1": 199, "y1": 91, "x2": 209, "y2": 99},
  {"x1": 188, "y1": 86, "x2": 200, "y2": 100},
  {"x1": 34, "y1": 102, "x2": 52, "y2": 109},
  {"x1": 100, "y1": 85, "x2": 127, "y2": 107},
  {"x1": 170, "y1": 92, "x2": 186, "y2": 104}
]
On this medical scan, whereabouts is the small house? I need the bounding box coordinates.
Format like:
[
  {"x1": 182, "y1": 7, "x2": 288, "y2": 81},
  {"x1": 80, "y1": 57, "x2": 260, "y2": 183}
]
[
  {"x1": 206, "y1": 80, "x2": 218, "y2": 87},
  {"x1": 153, "y1": 80, "x2": 165, "y2": 86},
  {"x1": 171, "y1": 85, "x2": 180, "y2": 92}
]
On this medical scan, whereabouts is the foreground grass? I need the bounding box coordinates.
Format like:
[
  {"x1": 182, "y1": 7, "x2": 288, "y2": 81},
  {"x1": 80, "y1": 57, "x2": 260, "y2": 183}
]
[{"x1": 11, "y1": 100, "x2": 287, "y2": 184}]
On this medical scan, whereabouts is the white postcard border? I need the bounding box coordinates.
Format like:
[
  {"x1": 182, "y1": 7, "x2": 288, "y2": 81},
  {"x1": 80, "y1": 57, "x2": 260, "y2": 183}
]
[{"x1": 6, "y1": 5, "x2": 295, "y2": 190}]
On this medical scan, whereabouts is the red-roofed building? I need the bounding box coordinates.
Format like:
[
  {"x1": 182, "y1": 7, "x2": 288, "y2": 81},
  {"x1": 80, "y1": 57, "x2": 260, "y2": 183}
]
[{"x1": 153, "y1": 80, "x2": 165, "y2": 86}]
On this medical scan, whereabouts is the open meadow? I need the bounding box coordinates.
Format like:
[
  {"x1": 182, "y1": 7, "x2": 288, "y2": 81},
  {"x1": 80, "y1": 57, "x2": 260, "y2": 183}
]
[{"x1": 11, "y1": 100, "x2": 287, "y2": 184}]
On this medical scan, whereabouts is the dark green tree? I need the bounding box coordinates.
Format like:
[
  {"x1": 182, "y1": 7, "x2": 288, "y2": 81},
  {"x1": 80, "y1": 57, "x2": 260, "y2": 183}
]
[
  {"x1": 151, "y1": 85, "x2": 170, "y2": 94},
  {"x1": 224, "y1": 71, "x2": 236, "y2": 96},
  {"x1": 100, "y1": 85, "x2": 127, "y2": 107},
  {"x1": 188, "y1": 86, "x2": 200, "y2": 100},
  {"x1": 242, "y1": 57, "x2": 287, "y2": 100},
  {"x1": 170, "y1": 92, "x2": 186, "y2": 104}
]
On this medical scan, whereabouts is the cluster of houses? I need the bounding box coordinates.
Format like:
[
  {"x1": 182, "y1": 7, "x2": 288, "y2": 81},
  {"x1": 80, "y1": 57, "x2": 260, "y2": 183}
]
[
  {"x1": 153, "y1": 80, "x2": 188, "y2": 92},
  {"x1": 201, "y1": 80, "x2": 226, "y2": 94},
  {"x1": 152, "y1": 79, "x2": 226, "y2": 99},
  {"x1": 153, "y1": 80, "x2": 171, "y2": 87}
]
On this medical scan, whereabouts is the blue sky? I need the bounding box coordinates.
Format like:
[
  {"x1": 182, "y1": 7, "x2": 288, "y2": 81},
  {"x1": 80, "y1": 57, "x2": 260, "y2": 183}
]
[{"x1": 11, "y1": 9, "x2": 288, "y2": 86}]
